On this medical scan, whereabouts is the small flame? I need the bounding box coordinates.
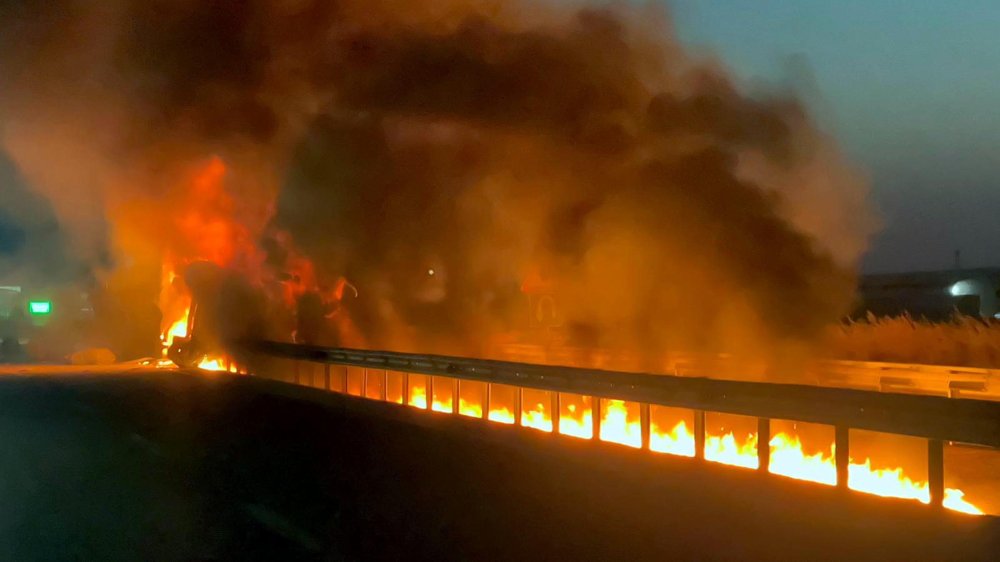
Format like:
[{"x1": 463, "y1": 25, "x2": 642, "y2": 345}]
[
  {"x1": 559, "y1": 403, "x2": 594, "y2": 439},
  {"x1": 431, "y1": 398, "x2": 452, "y2": 414},
  {"x1": 650, "y1": 420, "x2": 696, "y2": 457},
  {"x1": 522, "y1": 403, "x2": 553, "y2": 432},
  {"x1": 197, "y1": 357, "x2": 227, "y2": 371},
  {"x1": 162, "y1": 313, "x2": 189, "y2": 351},
  {"x1": 459, "y1": 399, "x2": 483, "y2": 418},
  {"x1": 600, "y1": 399, "x2": 642, "y2": 448},
  {"x1": 705, "y1": 432, "x2": 759, "y2": 469},
  {"x1": 488, "y1": 407, "x2": 516, "y2": 424},
  {"x1": 408, "y1": 385, "x2": 428, "y2": 409},
  {"x1": 769, "y1": 433, "x2": 836, "y2": 485}
]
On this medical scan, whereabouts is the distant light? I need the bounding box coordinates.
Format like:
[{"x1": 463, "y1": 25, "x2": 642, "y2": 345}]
[
  {"x1": 949, "y1": 281, "x2": 973, "y2": 297},
  {"x1": 28, "y1": 301, "x2": 52, "y2": 315},
  {"x1": 428, "y1": 269, "x2": 435, "y2": 276}
]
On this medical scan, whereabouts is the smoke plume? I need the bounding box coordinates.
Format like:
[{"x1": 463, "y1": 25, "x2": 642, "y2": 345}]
[{"x1": 0, "y1": 0, "x2": 875, "y2": 363}]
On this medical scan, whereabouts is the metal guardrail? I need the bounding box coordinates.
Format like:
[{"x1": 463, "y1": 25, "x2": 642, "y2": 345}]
[
  {"x1": 814, "y1": 360, "x2": 998, "y2": 399},
  {"x1": 497, "y1": 344, "x2": 1000, "y2": 401},
  {"x1": 238, "y1": 340, "x2": 1000, "y2": 511}
]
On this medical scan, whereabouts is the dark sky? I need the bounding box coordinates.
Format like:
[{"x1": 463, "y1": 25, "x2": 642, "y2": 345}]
[{"x1": 668, "y1": 0, "x2": 1000, "y2": 273}]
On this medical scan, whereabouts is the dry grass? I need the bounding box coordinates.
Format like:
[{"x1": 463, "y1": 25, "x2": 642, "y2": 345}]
[{"x1": 824, "y1": 314, "x2": 1000, "y2": 369}]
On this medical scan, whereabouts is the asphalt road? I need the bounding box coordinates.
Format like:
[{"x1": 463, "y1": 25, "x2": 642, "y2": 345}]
[{"x1": 0, "y1": 367, "x2": 996, "y2": 561}]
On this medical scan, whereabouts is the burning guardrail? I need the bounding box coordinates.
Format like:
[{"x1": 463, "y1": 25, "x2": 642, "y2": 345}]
[{"x1": 233, "y1": 341, "x2": 1000, "y2": 517}]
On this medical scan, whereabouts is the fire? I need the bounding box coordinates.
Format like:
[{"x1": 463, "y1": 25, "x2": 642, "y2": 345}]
[
  {"x1": 763, "y1": 434, "x2": 982, "y2": 514},
  {"x1": 404, "y1": 382, "x2": 485, "y2": 418},
  {"x1": 488, "y1": 407, "x2": 516, "y2": 424},
  {"x1": 522, "y1": 403, "x2": 553, "y2": 432},
  {"x1": 154, "y1": 157, "x2": 327, "y2": 370},
  {"x1": 768, "y1": 433, "x2": 836, "y2": 485},
  {"x1": 599, "y1": 400, "x2": 642, "y2": 448},
  {"x1": 161, "y1": 309, "x2": 190, "y2": 357},
  {"x1": 705, "y1": 432, "x2": 759, "y2": 469},
  {"x1": 197, "y1": 357, "x2": 227, "y2": 372},
  {"x1": 408, "y1": 385, "x2": 428, "y2": 409},
  {"x1": 459, "y1": 399, "x2": 483, "y2": 418},
  {"x1": 431, "y1": 398, "x2": 452, "y2": 414},
  {"x1": 559, "y1": 403, "x2": 594, "y2": 439},
  {"x1": 391, "y1": 390, "x2": 985, "y2": 515},
  {"x1": 650, "y1": 420, "x2": 696, "y2": 457}
]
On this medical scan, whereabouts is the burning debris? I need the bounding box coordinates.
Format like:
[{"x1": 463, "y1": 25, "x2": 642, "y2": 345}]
[{"x1": 0, "y1": 1, "x2": 874, "y2": 363}]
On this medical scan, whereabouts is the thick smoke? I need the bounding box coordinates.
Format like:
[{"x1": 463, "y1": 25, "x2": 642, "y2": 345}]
[
  {"x1": 0, "y1": 150, "x2": 84, "y2": 284},
  {"x1": 0, "y1": 0, "x2": 874, "y2": 363}
]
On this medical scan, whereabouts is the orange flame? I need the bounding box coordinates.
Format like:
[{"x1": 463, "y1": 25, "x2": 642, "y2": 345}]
[
  {"x1": 488, "y1": 407, "x2": 516, "y2": 425},
  {"x1": 394, "y1": 391, "x2": 984, "y2": 515},
  {"x1": 158, "y1": 157, "x2": 274, "y2": 365},
  {"x1": 559, "y1": 403, "x2": 594, "y2": 439},
  {"x1": 459, "y1": 399, "x2": 483, "y2": 418},
  {"x1": 197, "y1": 357, "x2": 228, "y2": 372}
]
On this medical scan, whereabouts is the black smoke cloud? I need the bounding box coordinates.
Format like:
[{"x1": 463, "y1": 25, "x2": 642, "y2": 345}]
[
  {"x1": 0, "y1": 0, "x2": 874, "y2": 361},
  {"x1": 273, "y1": 4, "x2": 874, "y2": 358}
]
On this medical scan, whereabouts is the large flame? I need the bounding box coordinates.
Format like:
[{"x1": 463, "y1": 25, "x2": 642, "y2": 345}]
[
  {"x1": 157, "y1": 156, "x2": 288, "y2": 367},
  {"x1": 398, "y1": 388, "x2": 983, "y2": 515},
  {"x1": 159, "y1": 158, "x2": 241, "y2": 360}
]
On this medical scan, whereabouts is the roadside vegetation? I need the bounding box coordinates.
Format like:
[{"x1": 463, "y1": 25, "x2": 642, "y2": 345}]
[{"x1": 825, "y1": 314, "x2": 1000, "y2": 369}]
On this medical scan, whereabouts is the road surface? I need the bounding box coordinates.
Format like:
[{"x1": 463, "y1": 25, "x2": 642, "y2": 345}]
[{"x1": 0, "y1": 367, "x2": 995, "y2": 560}]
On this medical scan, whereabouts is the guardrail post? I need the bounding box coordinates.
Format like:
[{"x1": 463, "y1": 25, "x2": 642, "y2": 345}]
[
  {"x1": 757, "y1": 417, "x2": 770, "y2": 472},
  {"x1": 835, "y1": 425, "x2": 850, "y2": 489},
  {"x1": 484, "y1": 383, "x2": 492, "y2": 419},
  {"x1": 693, "y1": 410, "x2": 706, "y2": 459},
  {"x1": 514, "y1": 387, "x2": 523, "y2": 426},
  {"x1": 340, "y1": 366, "x2": 348, "y2": 393},
  {"x1": 361, "y1": 368, "x2": 369, "y2": 398},
  {"x1": 428, "y1": 376, "x2": 435, "y2": 410},
  {"x1": 928, "y1": 439, "x2": 944, "y2": 508},
  {"x1": 591, "y1": 397, "x2": 601, "y2": 440},
  {"x1": 552, "y1": 392, "x2": 561, "y2": 434},
  {"x1": 323, "y1": 364, "x2": 331, "y2": 391},
  {"x1": 640, "y1": 403, "x2": 651, "y2": 450},
  {"x1": 382, "y1": 370, "x2": 389, "y2": 401},
  {"x1": 452, "y1": 378, "x2": 460, "y2": 414},
  {"x1": 402, "y1": 372, "x2": 410, "y2": 405}
]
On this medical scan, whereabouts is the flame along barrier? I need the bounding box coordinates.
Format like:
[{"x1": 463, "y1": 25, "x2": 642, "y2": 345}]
[{"x1": 228, "y1": 352, "x2": 999, "y2": 517}]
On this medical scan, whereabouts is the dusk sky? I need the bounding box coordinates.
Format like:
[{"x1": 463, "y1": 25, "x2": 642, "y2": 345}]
[{"x1": 668, "y1": 0, "x2": 1000, "y2": 273}]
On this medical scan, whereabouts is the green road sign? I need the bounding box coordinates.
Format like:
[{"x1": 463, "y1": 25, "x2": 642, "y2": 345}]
[{"x1": 28, "y1": 301, "x2": 52, "y2": 315}]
